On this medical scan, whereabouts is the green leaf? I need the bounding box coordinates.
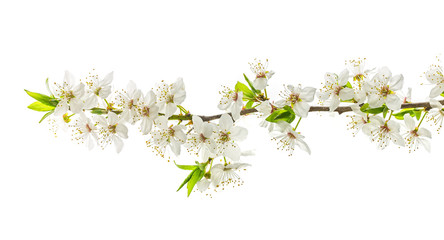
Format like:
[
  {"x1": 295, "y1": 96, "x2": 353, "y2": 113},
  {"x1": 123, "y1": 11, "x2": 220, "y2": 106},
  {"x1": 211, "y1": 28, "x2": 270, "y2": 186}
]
[
  {"x1": 39, "y1": 110, "x2": 54, "y2": 123},
  {"x1": 235, "y1": 81, "x2": 255, "y2": 100},
  {"x1": 441, "y1": 92, "x2": 444, "y2": 97},
  {"x1": 24, "y1": 90, "x2": 58, "y2": 107},
  {"x1": 187, "y1": 169, "x2": 205, "y2": 197},
  {"x1": 413, "y1": 109, "x2": 422, "y2": 120},
  {"x1": 345, "y1": 81, "x2": 353, "y2": 88},
  {"x1": 28, "y1": 102, "x2": 55, "y2": 112},
  {"x1": 177, "y1": 169, "x2": 197, "y2": 192},
  {"x1": 243, "y1": 73, "x2": 259, "y2": 94},
  {"x1": 360, "y1": 103, "x2": 386, "y2": 115},
  {"x1": 265, "y1": 105, "x2": 296, "y2": 123},
  {"x1": 90, "y1": 108, "x2": 108, "y2": 115},
  {"x1": 382, "y1": 105, "x2": 389, "y2": 118},
  {"x1": 245, "y1": 100, "x2": 254, "y2": 109},
  {"x1": 174, "y1": 161, "x2": 197, "y2": 171},
  {"x1": 393, "y1": 108, "x2": 419, "y2": 120}
]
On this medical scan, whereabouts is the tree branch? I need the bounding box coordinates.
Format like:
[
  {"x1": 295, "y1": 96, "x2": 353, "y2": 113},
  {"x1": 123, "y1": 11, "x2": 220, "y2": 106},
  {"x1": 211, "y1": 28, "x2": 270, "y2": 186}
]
[{"x1": 170, "y1": 100, "x2": 444, "y2": 122}]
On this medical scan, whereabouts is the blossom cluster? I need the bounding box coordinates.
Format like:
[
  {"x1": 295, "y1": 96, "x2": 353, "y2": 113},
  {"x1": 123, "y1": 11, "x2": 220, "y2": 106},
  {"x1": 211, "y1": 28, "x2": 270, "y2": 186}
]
[{"x1": 25, "y1": 57, "x2": 444, "y2": 196}]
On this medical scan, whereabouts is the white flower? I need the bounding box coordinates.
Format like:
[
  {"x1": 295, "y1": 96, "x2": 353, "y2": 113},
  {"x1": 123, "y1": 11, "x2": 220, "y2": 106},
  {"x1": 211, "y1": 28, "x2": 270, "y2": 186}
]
[
  {"x1": 210, "y1": 163, "x2": 250, "y2": 188},
  {"x1": 53, "y1": 71, "x2": 85, "y2": 116},
  {"x1": 346, "y1": 58, "x2": 375, "y2": 89},
  {"x1": 118, "y1": 81, "x2": 142, "y2": 124},
  {"x1": 271, "y1": 121, "x2": 311, "y2": 155},
  {"x1": 425, "y1": 65, "x2": 444, "y2": 98},
  {"x1": 218, "y1": 87, "x2": 243, "y2": 120},
  {"x1": 196, "y1": 177, "x2": 211, "y2": 192},
  {"x1": 318, "y1": 69, "x2": 355, "y2": 111},
  {"x1": 186, "y1": 115, "x2": 216, "y2": 161},
  {"x1": 139, "y1": 90, "x2": 159, "y2": 135},
  {"x1": 96, "y1": 112, "x2": 128, "y2": 153},
  {"x1": 403, "y1": 114, "x2": 432, "y2": 152},
  {"x1": 147, "y1": 116, "x2": 187, "y2": 157},
  {"x1": 275, "y1": 84, "x2": 316, "y2": 118},
  {"x1": 47, "y1": 112, "x2": 72, "y2": 136},
  {"x1": 215, "y1": 114, "x2": 248, "y2": 161},
  {"x1": 365, "y1": 67, "x2": 404, "y2": 110},
  {"x1": 157, "y1": 78, "x2": 186, "y2": 118},
  {"x1": 347, "y1": 104, "x2": 372, "y2": 136},
  {"x1": 249, "y1": 58, "x2": 275, "y2": 90},
  {"x1": 84, "y1": 71, "x2": 113, "y2": 109},
  {"x1": 428, "y1": 99, "x2": 444, "y2": 131},
  {"x1": 72, "y1": 113, "x2": 98, "y2": 150},
  {"x1": 367, "y1": 115, "x2": 404, "y2": 149},
  {"x1": 256, "y1": 100, "x2": 275, "y2": 132}
]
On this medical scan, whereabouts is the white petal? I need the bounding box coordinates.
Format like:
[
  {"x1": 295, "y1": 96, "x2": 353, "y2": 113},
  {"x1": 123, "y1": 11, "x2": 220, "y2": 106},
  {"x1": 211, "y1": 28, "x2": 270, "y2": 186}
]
[
  {"x1": 404, "y1": 114, "x2": 416, "y2": 130},
  {"x1": 300, "y1": 87, "x2": 316, "y2": 102},
  {"x1": 230, "y1": 126, "x2": 248, "y2": 141},
  {"x1": 430, "y1": 85, "x2": 444, "y2": 98},
  {"x1": 338, "y1": 69, "x2": 350, "y2": 86},
  {"x1": 293, "y1": 102, "x2": 310, "y2": 118},
  {"x1": 253, "y1": 78, "x2": 268, "y2": 90},
  {"x1": 429, "y1": 99, "x2": 443, "y2": 109},
  {"x1": 391, "y1": 133, "x2": 405, "y2": 147},
  {"x1": 116, "y1": 124, "x2": 128, "y2": 139},
  {"x1": 140, "y1": 118, "x2": 153, "y2": 135},
  {"x1": 389, "y1": 74, "x2": 404, "y2": 91},
  {"x1": 219, "y1": 114, "x2": 233, "y2": 132},
  {"x1": 113, "y1": 136, "x2": 124, "y2": 153},
  {"x1": 69, "y1": 98, "x2": 84, "y2": 114},
  {"x1": 101, "y1": 71, "x2": 113, "y2": 86},
  {"x1": 329, "y1": 96, "x2": 340, "y2": 112},
  {"x1": 165, "y1": 103, "x2": 177, "y2": 118},
  {"x1": 385, "y1": 94, "x2": 402, "y2": 110},
  {"x1": 418, "y1": 128, "x2": 432, "y2": 138},
  {"x1": 224, "y1": 144, "x2": 241, "y2": 161},
  {"x1": 418, "y1": 138, "x2": 431, "y2": 152},
  {"x1": 368, "y1": 94, "x2": 384, "y2": 108},
  {"x1": 339, "y1": 88, "x2": 354, "y2": 100}
]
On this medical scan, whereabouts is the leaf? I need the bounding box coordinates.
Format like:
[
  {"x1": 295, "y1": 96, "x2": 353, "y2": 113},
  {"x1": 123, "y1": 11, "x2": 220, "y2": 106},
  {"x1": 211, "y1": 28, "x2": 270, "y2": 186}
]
[
  {"x1": 265, "y1": 105, "x2": 296, "y2": 123},
  {"x1": 345, "y1": 81, "x2": 353, "y2": 88},
  {"x1": 174, "y1": 161, "x2": 197, "y2": 171},
  {"x1": 235, "y1": 81, "x2": 255, "y2": 100},
  {"x1": 414, "y1": 109, "x2": 422, "y2": 120},
  {"x1": 243, "y1": 73, "x2": 259, "y2": 94},
  {"x1": 360, "y1": 103, "x2": 386, "y2": 115},
  {"x1": 24, "y1": 90, "x2": 58, "y2": 107},
  {"x1": 245, "y1": 100, "x2": 254, "y2": 109},
  {"x1": 90, "y1": 108, "x2": 108, "y2": 115},
  {"x1": 28, "y1": 102, "x2": 55, "y2": 112},
  {"x1": 39, "y1": 110, "x2": 54, "y2": 123},
  {"x1": 393, "y1": 108, "x2": 416, "y2": 120},
  {"x1": 177, "y1": 169, "x2": 197, "y2": 192},
  {"x1": 187, "y1": 169, "x2": 205, "y2": 197},
  {"x1": 382, "y1": 105, "x2": 389, "y2": 118}
]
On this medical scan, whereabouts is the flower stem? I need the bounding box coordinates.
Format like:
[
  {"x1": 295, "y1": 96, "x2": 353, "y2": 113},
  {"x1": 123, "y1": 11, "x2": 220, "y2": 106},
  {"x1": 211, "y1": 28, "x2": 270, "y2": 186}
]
[
  {"x1": 417, "y1": 111, "x2": 428, "y2": 128},
  {"x1": 293, "y1": 117, "x2": 302, "y2": 131}
]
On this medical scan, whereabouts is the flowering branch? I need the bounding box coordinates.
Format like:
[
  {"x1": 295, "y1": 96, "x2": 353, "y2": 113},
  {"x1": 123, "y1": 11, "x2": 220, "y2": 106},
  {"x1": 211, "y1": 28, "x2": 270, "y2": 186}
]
[{"x1": 25, "y1": 57, "x2": 444, "y2": 197}]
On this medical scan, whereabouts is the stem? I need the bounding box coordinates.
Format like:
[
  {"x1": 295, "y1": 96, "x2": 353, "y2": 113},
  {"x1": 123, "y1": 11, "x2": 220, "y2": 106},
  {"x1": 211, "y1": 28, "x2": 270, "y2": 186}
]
[
  {"x1": 387, "y1": 110, "x2": 393, "y2": 120},
  {"x1": 264, "y1": 88, "x2": 268, "y2": 99},
  {"x1": 293, "y1": 117, "x2": 302, "y2": 131},
  {"x1": 417, "y1": 111, "x2": 428, "y2": 128}
]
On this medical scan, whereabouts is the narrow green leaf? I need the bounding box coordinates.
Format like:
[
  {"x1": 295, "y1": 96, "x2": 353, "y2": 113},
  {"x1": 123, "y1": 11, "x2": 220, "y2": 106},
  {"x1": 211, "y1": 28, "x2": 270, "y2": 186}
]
[
  {"x1": 345, "y1": 81, "x2": 353, "y2": 88},
  {"x1": 235, "y1": 81, "x2": 255, "y2": 100},
  {"x1": 382, "y1": 106, "x2": 389, "y2": 118},
  {"x1": 187, "y1": 169, "x2": 205, "y2": 197},
  {"x1": 174, "y1": 161, "x2": 197, "y2": 171},
  {"x1": 243, "y1": 73, "x2": 259, "y2": 94},
  {"x1": 39, "y1": 110, "x2": 54, "y2": 123},
  {"x1": 177, "y1": 169, "x2": 197, "y2": 192},
  {"x1": 360, "y1": 103, "x2": 370, "y2": 112},
  {"x1": 393, "y1": 108, "x2": 416, "y2": 120},
  {"x1": 90, "y1": 108, "x2": 108, "y2": 115},
  {"x1": 28, "y1": 102, "x2": 55, "y2": 112},
  {"x1": 24, "y1": 90, "x2": 58, "y2": 107}
]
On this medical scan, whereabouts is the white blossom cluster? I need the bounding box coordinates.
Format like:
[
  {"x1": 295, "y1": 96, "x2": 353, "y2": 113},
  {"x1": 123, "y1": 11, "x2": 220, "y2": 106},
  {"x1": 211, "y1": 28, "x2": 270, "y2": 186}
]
[{"x1": 25, "y1": 57, "x2": 444, "y2": 196}]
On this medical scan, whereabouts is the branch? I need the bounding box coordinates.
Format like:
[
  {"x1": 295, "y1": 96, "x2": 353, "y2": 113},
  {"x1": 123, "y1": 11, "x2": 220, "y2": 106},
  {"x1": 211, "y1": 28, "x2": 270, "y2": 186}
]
[{"x1": 171, "y1": 100, "x2": 444, "y2": 122}]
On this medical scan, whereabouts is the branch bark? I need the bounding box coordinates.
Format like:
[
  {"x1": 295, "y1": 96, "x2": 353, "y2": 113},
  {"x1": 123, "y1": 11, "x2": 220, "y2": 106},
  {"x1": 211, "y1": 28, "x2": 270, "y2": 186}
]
[{"x1": 170, "y1": 100, "x2": 444, "y2": 122}]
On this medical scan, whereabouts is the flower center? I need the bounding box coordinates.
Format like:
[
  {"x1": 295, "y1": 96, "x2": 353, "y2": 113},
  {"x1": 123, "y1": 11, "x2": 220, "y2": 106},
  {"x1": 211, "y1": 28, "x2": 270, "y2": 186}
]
[
  {"x1": 380, "y1": 86, "x2": 391, "y2": 97},
  {"x1": 220, "y1": 132, "x2": 230, "y2": 142},
  {"x1": 289, "y1": 93, "x2": 300, "y2": 105},
  {"x1": 199, "y1": 133, "x2": 207, "y2": 142},
  {"x1": 334, "y1": 86, "x2": 343, "y2": 96},
  {"x1": 168, "y1": 127, "x2": 175, "y2": 137},
  {"x1": 128, "y1": 99, "x2": 134, "y2": 109},
  {"x1": 108, "y1": 124, "x2": 117, "y2": 134},
  {"x1": 287, "y1": 132, "x2": 296, "y2": 139},
  {"x1": 85, "y1": 124, "x2": 92, "y2": 132},
  {"x1": 62, "y1": 113, "x2": 71, "y2": 123},
  {"x1": 142, "y1": 106, "x2": 150, "y2": 117},
  {"x1": 166, "y1": 94, "x2": 174, "y2": 104},
  {"x1": 232, "y1": 92, "x2": 239, "y2": 101},
  {"x1": 94, "y1": 87, "x2": 102, "y2": 96}
]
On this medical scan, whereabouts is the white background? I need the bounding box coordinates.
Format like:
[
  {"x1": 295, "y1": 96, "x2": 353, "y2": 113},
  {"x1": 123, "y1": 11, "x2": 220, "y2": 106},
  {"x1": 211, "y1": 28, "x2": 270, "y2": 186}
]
[{"x1": 1, "y1": 0, "x2": 444, "y2": 239}]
